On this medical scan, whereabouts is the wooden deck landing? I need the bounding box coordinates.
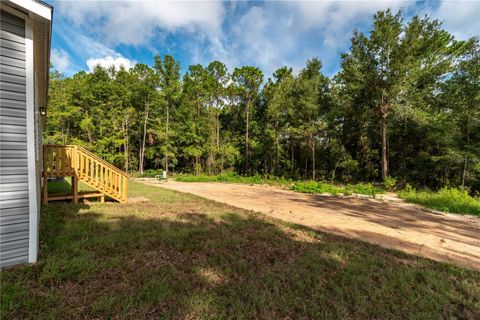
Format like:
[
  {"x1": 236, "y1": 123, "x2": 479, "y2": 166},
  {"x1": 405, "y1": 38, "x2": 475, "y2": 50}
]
[{"x1": 43, "y1": 145, "x2": 128, "y2": 204}]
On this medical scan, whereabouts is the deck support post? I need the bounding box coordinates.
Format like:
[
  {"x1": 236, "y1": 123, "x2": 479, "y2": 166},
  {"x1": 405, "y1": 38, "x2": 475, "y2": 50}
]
[
  {"x1": 72, "y1": 174, "x2": 78, "y2": 203},
  {"x1": 42, "y1": 176, "x2": 48, "y2": 204}
]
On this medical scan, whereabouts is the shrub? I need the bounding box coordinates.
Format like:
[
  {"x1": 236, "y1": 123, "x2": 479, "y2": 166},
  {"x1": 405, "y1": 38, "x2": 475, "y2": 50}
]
[
  {"x1": 175, "y1": 173, "x2": 292, "y2": 186},
  {"x1": 384, "y1": 176, "x2": 397, "y2": 191},
  {"x1": 292, "y1": 181, "x2": 343, "y2": 195},
  {"x1": 403, "y1": 183, "x2": 414, "y2": 193},
  {"x1": 346, "y1": 183, "x2": 383, "y2": 198},
  {"x1": 139, "y1": 169, "x2": 164, "y2": 178},
  {"x1": 399, "y1": 187, "x2": 480, "y2": 216}
]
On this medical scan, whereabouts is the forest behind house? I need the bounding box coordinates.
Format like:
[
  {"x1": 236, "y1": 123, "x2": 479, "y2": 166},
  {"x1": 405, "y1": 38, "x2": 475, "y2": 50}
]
[{"x1": 46, "y1": 11, "x2": 480, "y2": 193}]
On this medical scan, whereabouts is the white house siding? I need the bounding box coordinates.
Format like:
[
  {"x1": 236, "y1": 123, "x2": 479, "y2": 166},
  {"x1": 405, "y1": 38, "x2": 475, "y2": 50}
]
[{"x1": 0, "y1": 10, "x2": 29, "y2": 268}]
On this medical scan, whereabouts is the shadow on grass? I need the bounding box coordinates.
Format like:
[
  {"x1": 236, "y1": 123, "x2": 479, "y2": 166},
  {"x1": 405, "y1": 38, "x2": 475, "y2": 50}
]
[
  {"x1": 1, "y1": 191, "x2": 480, "y2": 319},
  {"x1": 287, "y1": 193, "x2": 480, "y2": 250},
  {"x1": 47, "y1": 177, "x2": 96, "y2": 195}
]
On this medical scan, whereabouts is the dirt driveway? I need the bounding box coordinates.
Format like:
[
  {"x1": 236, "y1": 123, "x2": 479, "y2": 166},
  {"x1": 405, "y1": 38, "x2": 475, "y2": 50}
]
[{"x1": 143, "y1": 180, "x2": 480, "y2": 271}]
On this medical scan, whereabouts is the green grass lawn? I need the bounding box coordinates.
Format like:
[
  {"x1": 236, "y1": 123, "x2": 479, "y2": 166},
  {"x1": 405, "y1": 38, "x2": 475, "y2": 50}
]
[
  {"x1": 175, "y1": 172, "x2": 292, "y2": 186},
  {"x1": 399, "y1": 187, "x2": 480, "y2": 216},
  {"x1": 175, "y1": 173, "x2": 384, "y2": 197},
  {"x1": 47, "y1": 176, "x2": 95, "y2": 194},
  {"x1": 2, "y1": 181, "x2": 479, "y2": 319}
]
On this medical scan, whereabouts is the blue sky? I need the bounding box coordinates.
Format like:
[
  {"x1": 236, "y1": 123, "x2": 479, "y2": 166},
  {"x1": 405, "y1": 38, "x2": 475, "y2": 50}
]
[{"x1": 47, "y1": 0, "x2": 480, "y2": 78}]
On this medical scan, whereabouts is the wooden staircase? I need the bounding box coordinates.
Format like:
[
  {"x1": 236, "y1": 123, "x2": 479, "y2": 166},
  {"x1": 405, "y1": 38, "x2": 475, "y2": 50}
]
[{"x1": 42, "y1": 145, "x2": 128, "y2": 203}]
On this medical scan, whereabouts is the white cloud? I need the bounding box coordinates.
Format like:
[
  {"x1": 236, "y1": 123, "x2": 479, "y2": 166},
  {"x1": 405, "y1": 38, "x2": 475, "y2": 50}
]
[
  {"x1": 54, "y1": 22, "x2": 137, "y2": 74},
  {"x1": 86, "y1": 55, "x2": 136, "y2": 72},
  {"x1": 50, "y1": 48, "x2": 70, "y2": 73},
  {"x1": 291, "y1": 0, "x2": 416, "y2": 47},
  {"x1": 200, "y1": 1, "x2": 419, "y2": 77},
  {"x1": 227, "y1": 5, "x2": 298, "y2": 76},
  {"x1": 57, "y1": 0, "x2": 226, "y2": 46},
  {"x1": 206, "y1": 0, "x2": 478, "y2": 78},
  {"x1": 54, "y1": 0, "x2": 479, "y2": 79},
  {"x1": 429, "y1": 0, "x2": 480, "y2": 39}
]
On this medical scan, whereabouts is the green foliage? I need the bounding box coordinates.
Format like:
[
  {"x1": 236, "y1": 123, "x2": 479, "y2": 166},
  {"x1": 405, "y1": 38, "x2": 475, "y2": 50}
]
[
  {"x1": 383, "y1": 176, "x2": 397, "y2": 191},
  {"x1": 176, "y1": 174, "x2": 385, "y2": 198},
  {"x1": 291, "y1": 181, "x2": 384, "y2": 197},
  {"x1": 46, "y1": 10, "x2": 479, "y2": 194},
  {"x1": 399, "y1": 187, "x2": 480, "y2": 216},
  {"x1": 291, "y1": 181, "x2": 343, "y2": 195},
  {"x1": 345, "y1": 183, "x2": 384, "y2": 198},
  {"x1": 138, "y1": 169, "x2": 164, "y2": 178},
  {"x1": 175, "y1": 172, "x2": 292, "y2": 186}
]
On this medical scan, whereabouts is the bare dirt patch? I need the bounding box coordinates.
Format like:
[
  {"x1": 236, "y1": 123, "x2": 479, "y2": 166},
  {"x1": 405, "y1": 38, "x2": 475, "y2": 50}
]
[
  {"x1": 146, "y1": 180, "x2": 480, "y2": 271},
  {"x1": 128, "y1": 196, "x2": 150, "y2": 204}
]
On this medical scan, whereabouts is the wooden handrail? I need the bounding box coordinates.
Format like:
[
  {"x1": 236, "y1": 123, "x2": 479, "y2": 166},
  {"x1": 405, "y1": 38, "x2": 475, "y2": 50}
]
[
  {"x1": 44, "y1": 145, "x2": 129, "y2": 178},
  {"x1": 43, "y1": 145, "x2": 128, "y2": 203}
]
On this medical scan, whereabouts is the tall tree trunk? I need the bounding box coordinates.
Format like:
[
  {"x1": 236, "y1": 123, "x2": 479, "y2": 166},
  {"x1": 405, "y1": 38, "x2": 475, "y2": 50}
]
[
  {"x1": 216, "y1": 112, "x2": 220, "y2": 148},
  {"x1": 87, "y1": 128, "x2": 93, "y2": 144},
  {"x1": 195, "y1": 156, "x2": 200, "y2": 175},
  {"x1": 123, "y1": 117, "x2": 129, "y2": 173},
  {"x1": 290, "y1": 141, "x2": 294, "y2": 178},
  {"x1": 245, "y1": 101, "x2": 250, "y2": 174},
  {"x1": 331, "y1": 160, "x2": 340, "y2": 183},
  {"x1": 274, "y1": 121, "x2": 279, "y2": 175},
  {"x1": 381, "y1": 113, "x2": 388, "y2": 180},
  {"x1": 216, "y1": 98, "x2": 221, "y2": 149},
  {"x1": 304, "y1": 152, "x2": 308, "y2": 180},
  {"x1": 312, "y1": 136, "x2": 316, "y2": 180},
  {"x1": 165, "y1": 103, "x2": 169, "y2": 175},
  {"x1": 139, "y1": 104, "x2": 149, "y2": 174},
  {"x1": 462, "y1": 157, "x2": 468, "y2": 188},
  {"x1": 462, "y1": 119, "x2": 470, "y2": 188}
]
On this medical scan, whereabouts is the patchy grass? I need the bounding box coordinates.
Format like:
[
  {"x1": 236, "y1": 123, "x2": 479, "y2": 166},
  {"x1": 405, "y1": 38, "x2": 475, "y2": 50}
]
[
  {"x1": 399, "y1": 187, "x2": 480, "y2": 216},
  {"x1": 345, "y1": 182, "x2": 384, "y2": 198},
  {"x1": 137, "y1": 169, "x2": 164, "y2": 178},
  {"x1": 291, "y1": 180, "x2": 344, "y2": 195},
  {"x1": 175, "y1": 172, "x2": 292, "y2": 186},
  {"x1": 2, "y1": 181, "x2": 479, "y2": 319},
  {"x1": 176, "y1": 174, "x2": 384, "y2": 197},
  {"x1": 47, "y1": 177, "x2": 94, "y2": 194},
  {"x1": 291, "y1": 181, "x2": 384, "y2": 197}
]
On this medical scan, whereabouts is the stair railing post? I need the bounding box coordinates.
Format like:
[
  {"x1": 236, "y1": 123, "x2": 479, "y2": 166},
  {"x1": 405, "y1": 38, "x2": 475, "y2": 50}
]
[
  {"x1": 72, "y1": 174, "x2": 78, "y2": 203},
  {"x1": 73, "y1": 146, "x2": 79, "y2": 203},
  {"x1": 123, "y1": 176, "x2": 128, "y2": 202}
]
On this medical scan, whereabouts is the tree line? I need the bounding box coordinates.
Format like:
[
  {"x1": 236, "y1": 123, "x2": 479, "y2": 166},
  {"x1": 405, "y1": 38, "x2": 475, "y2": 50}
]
[{"x1": 46, "y1": 10, "x2": 480, "y2": 192}]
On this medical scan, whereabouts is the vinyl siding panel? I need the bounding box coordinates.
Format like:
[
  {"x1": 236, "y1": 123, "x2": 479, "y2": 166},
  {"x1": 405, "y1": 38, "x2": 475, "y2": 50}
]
[
  {"x1": 0, "y1": 55, "x2": 26, "y2": 68},
  {"x1": 0, "y1": 38, "x2": 25, "y2": 53},
  {"x1": 0, "y1": 10, "x2": 29, "y2": 268},
  {"x1": 0, "y1": 89, "x2": 26, "y2": 101},
  {"x1": 0, "y1": 81, "x2": 26, "y2": 93},
  {"x1": 0, "y1": 107, "x2": 26, "y2": 118},
  {"x1": 0, "y1": 98, "x2": 26, "y2": 109},
  {"x1": 0, "y1": 21, "x2": 25, "y2": 37},
  {"x1": 0, "y1": 64, "x2": 25, "y2": 77},
  {"x1": 0, "y1": 174, "x2": 28, "y2": 184},
  {"x1": 0, "y1": 141, "x2": 27, "y2": 150},
  {"x1": 0, "y1": 149, "x2": 28, "y2": 158},
  {"x1": 1, "y1": 46, "x2": 26, "y2": 60},
  {"x1": 0, "y1": 182, "x2": 28, "y2": 192}
]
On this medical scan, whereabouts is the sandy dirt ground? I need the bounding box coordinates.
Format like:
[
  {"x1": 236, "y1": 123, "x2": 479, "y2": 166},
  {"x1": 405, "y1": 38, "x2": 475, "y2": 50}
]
[{"x1": 141, "y1": 180, "x2": 480, "y2": 271}]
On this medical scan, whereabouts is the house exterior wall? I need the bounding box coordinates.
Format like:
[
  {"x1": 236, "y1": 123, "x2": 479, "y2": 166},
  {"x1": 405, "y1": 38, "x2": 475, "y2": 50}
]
[{"x1": 0, "y1": 9, "x2": 32, "y2": 268}]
